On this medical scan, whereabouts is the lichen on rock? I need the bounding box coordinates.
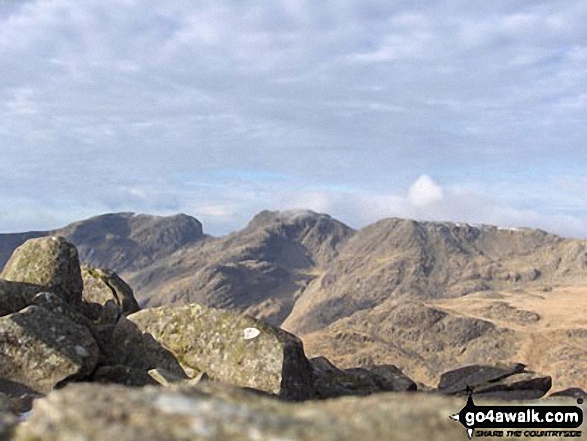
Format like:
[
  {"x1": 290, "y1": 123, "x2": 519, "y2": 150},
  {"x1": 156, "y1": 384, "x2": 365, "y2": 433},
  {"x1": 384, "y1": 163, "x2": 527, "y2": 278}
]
[
  {"x1": 0, "y1": 236, "x2": 83, "y2": 306},
  {"x1": 0, "y1": 305, "x2": 100, "y2": 394},
  {"x1": 113, "y1": 303, "x2": 315, "y2": 400}
]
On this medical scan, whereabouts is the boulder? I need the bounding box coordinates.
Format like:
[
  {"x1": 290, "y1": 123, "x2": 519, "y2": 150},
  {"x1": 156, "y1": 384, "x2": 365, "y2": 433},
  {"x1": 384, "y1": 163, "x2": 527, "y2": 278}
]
[
  {"x1": 81, "y1": 266, "x2": 140, "y2": 324},
  {"x1": 0, "y1": 281, "x2": 30, "y2": 317},
  {"x1": 473, "y1": 372, "x2": 552, "y2": 400},
  {"x1": 311, "y1": 356, "x2": 360, "y2": 398},
  {"x1": 549, "y1": 388, "x2": 587, "y2": 399},
  {"x1": 108, "y1": 317, "x2": 191, "y2": 379},
  {"x1": 112, "y1": 304, "x2": 315, "y2": 401},
  {"x1": 369, "y1": 364, "x2": 417, "y2": 392},
  {"x1": 0, "y1": 305, "x2": 100, "y2": 394},
  {"x1": 31, "y1": 292, "x2": 110, "y2": 358},
  {"x1": 437, "y1": 363, "x2": 526, "y2": 395},
  {"x1": 0, "y1": 236, "x2": 83, "y2": 305},
  {"x1": 310, "y1": 357, "x2": 416, "y2": 399},
  {"x1": 17, "y1": 382, "x2": 584, "y2": 441}
]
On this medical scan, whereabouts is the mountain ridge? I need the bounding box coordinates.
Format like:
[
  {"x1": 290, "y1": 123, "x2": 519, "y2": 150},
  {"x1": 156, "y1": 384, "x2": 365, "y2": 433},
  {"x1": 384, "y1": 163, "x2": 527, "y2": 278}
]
[{"x1": 0, "y1": 210, "x2": 585, "y2": 391}]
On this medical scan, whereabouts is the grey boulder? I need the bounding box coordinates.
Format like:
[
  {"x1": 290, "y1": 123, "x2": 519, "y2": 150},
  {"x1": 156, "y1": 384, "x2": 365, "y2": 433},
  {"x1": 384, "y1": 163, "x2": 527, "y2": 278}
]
[
  {"x1": 0, "y1": 305, "x2": 99, "y2": 394},
  {"x1": 0, "y1": 236, "x2": 83, "y2": 305},
  {"x1": 112, "y1": 303, "x2": 315, "y2": 401}
]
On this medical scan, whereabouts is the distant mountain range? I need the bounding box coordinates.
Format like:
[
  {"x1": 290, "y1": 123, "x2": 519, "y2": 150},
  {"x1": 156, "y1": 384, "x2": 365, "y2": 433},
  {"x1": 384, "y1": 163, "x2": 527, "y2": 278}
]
[{"x1": 1, "y1": 211, "x2": 585, "y2": 391}]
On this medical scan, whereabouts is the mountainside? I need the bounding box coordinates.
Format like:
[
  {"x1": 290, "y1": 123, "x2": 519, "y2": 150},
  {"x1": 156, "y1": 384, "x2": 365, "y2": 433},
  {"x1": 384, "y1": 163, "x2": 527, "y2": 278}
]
[
  {"x1": 0, "y1": 212, "x2": 205, "y2": 276},
  {"x1": 0, "y1": 211, "x2": 585, "y2": 391},
  {"x1": 128, "y1": 210, "x2": 355, "y2": 324},
  {"x1": 281, "y1": 218, "x2": 587, "y2": 391},
  {"x1": 282, "y1": 218, "x2": 584, "y2": 334}
]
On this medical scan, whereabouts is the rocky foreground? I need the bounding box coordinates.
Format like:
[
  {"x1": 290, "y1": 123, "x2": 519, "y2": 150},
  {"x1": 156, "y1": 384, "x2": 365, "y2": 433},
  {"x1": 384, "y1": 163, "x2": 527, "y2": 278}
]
[{"x1": 0, "y1": 236, "x2": 584, "y2": 440}]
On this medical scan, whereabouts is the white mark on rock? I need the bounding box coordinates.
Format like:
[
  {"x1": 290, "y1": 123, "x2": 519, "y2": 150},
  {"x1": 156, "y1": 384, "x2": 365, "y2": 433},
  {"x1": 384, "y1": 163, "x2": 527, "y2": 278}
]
[
  {"x1": 74, "y1": 345, "x2": 89, "y2": 357},
  {"x1": 243, "y1": 327, "x2": 260, "y2": 340}
]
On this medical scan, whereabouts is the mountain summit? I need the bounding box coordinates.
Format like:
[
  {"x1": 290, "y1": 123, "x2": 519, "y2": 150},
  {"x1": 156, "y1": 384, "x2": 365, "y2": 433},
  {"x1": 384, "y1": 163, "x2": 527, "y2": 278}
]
[{"x1": 0, "y1": 212, "x2": 585, "y2": 391}]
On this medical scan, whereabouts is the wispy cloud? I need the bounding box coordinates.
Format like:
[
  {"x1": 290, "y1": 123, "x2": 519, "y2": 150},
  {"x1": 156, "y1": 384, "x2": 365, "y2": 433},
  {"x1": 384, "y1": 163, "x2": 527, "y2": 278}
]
[{"x1": 0, "y1": 0, "x2": 586, "y2": 237}]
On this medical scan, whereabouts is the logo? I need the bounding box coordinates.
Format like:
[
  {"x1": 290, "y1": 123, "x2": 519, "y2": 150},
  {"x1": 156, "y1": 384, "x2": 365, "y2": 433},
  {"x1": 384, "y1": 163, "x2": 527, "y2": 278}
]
[{"x1": 449, "y1": 388, "x2": 584, "y2": 439}]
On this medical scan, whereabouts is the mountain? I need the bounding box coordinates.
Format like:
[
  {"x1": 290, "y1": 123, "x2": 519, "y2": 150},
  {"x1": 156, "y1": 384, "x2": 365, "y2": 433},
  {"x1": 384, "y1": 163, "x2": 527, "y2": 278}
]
[
  {"x1": 56, "y1": 212, "x2": 205, "y2": 273},
  {"x1": 282, "y1": 218, "x2": 582, "y2": 334},
  {"x1": 0, "y1": 212, "x2": 585, "y2": 392},
  {"x1": 281, "y1": 218, "x2": 587, "y2": 391},
  {"x1": 127, "y1": 210, "x2": 354, "y2": 324},
  {"x1": 0, "y1": 212, "x2": 204, "y2": 278}
]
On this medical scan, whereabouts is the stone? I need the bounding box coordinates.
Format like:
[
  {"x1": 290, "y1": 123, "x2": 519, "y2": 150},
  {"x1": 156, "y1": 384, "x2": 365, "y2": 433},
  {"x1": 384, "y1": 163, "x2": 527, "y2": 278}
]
[
  {"x1": 0, "y1": 280, "x2": 52, "y2": 317},
  {"x1": 0, "y1": 281, "x2": 28, "y2": 317},
  {"x1": 368, "y1": 365, "x2": 417, "y2": 392},
  {"x1": 473, "y1": 372, "x2": 553, "y2": 400},
  {"x1": 108, "y1": 316, "x2": 191, "y2": 379},
  {"x1": 0, "y1": 236, "x2": 83, "y2": 305},
  {"x1": 0, "y1": 395, "x2": 7, "y2": 414},
  {"x1": 81, "y1": 266, "x2": 140, "y2": 324},
  {"x1": 16, "y1": 382, "x2": 585, "y2": 441},
  {"x1": 0, "y1": 411, "x2": 16, "y2": 441},
  {"x1": 90, "y1": 365, "x2": 159, "y2": 387},
  {"x1": 310, "y1": 357, "x2": 416, "y2": 398},
  {"x1": 148, "y1": 368, "x2": 209, "y2": 387},
  {"x1": 310, "y1": 356, "x2": 361, "y2": 399},
  {"x1": 31, "y1": 292, "x2": 110, "y2": 359},
  {"x1": 0, "y1": 305, "x2": 100, "y2": 394},
  {"x1": 437, "y1": 363, "x2": 527, "y2": 395},
  {"x1": 113, "y1": 304, "x2": 315, "y2": 401},
  {"x1": 548, "y1": 388, "x2": 587, "y2": 398}
]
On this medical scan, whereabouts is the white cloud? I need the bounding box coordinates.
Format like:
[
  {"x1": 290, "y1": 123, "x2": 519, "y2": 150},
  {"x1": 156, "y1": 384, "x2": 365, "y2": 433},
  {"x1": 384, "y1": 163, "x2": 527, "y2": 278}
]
[
  {"x1": 407, "y1": 175, "x2": 444, "y2": 207},
  {"x1": 0, "y1": 1, "x2": 586, "y2": 238}
]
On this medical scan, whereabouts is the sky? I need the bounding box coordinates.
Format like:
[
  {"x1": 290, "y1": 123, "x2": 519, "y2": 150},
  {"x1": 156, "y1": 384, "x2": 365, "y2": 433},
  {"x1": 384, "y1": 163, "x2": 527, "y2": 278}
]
[{"x1": 1, "y1": 0, "x2": 587, "y2": 237}]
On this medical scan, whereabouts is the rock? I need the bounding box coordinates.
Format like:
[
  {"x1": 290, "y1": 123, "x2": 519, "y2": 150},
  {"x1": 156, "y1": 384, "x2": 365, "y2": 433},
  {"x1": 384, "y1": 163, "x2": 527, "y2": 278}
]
[
  {"x1": 0, "y1": 411, "x2": 16, "y2": 441},
  {"x1": 16, "y1": 382, "x2": 584, "y2": 441},
  {"x1": 90, "y1": 365, "x2": 159, "y2": 387},
  {"x1": 474, "y1": 372, "x2": 553, "y2": 400},
  {"x1": 81, "y1": 266, "x2": 140, "y2": 324},
  {"x1": 108, "y1": 316, "x2": 191, "y2": 379},
  {"x1": 0, "y1": 305, "x2": 100, "y2": 394},
  {"x1": 437, "y1": 363, "x2": 527, "y2": 395},
  {"x1": 549, "y1": 388, "x2": 587, "y2": 398},
  {"x1": 310, "y1": 356, "x2": 362, "y2": 398},
  {"x1": 436, "y1": 364, "x2": 550, "y2": 400},
  {"x1": 31, "y1": 291, "x2": 110, "y2": 359},
  {"x1": 0, "y1": 281, "x2": 28, "y2": 317},
  {"x1": 369, "y1": 365, "x2": 417, "y2": 392},
  {"x1": 0, "y1": 395, "x2": 8, "y2": 414},
  {"x1": 0, "y1": 280, "x2": 56, "y2": 317},
  {"x1": 148, "y1": 368, "x2": 209, "y2": 387},
  {"x1": 309, "y1": 357, "x2": 415, "y2": 398},
  {"x1": 113, "y1": 304, "x2": 315, "y2": 401},
  {"x1": 0, "y1": 236, "x2": 83, "y2": 305},
  {"x1": 0, "y1": 378, "x2": 42, "y2": 416}
]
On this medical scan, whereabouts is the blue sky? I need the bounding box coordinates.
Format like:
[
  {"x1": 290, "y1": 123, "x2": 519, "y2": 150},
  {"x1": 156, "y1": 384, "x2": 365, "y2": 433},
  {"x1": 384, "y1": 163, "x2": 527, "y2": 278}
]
[{"x1": 1, "y1": 0, "x2": 587, "y2": 237}]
